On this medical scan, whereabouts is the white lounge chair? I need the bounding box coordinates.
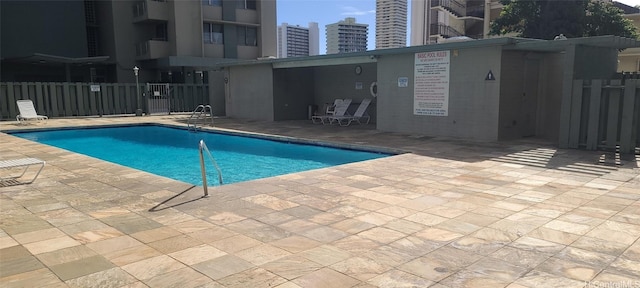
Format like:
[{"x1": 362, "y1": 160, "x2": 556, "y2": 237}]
[
  {"x1": 324, "y1": 98, "x2": 343, "y2": 116},
  {"x1": 0, "y1": 158, "x2": 46, "y2": 185},
  {"x1": 17, "y1": 100, "x2": 48, "y2": 124},
  {"x1": 312, "y1": 98, "x2": 352, "y2": 125},
  {"x1": 330, "y1": 98, "x2": 371, "y2": 126}
]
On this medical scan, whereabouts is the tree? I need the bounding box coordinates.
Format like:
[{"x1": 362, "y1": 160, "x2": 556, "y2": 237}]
[
  {"x1": 490, "y1": 0, "x2": 638, "y2": 39},
  {"x1": 584, "y1": 0, "x2": 638, "y2": 39}
]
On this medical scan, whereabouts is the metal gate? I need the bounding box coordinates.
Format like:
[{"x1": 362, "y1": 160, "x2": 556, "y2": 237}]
[{"x1": 146, "y1": 83, "x2": 170, "y2": 115}]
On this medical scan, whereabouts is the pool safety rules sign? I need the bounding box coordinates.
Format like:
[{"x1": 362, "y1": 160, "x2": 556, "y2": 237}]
[{"x1": 414, "y1": 50, "x2": 450, "y2": 116}]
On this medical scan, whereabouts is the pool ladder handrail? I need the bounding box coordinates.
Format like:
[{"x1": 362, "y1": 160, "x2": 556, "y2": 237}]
[
  {"x1": 199, "y1": 140, "x2": 223, "y2": 197},
  {"x1": 188, "y1": 105, "x2": 214, "y2": 132}
]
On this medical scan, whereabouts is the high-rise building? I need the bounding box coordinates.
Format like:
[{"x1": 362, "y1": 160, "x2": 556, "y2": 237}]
[
  {"x1": 277, "y1": 22, "x2": 319, "y2": 58},
  {"x1": 0, "y1": 0, "x2": 277, "y2": 83},
  {"x1": 410, "y1": 0, "x2": 502, "y2": 45},
  {"x1": 326, "y1": 17, "x2": 368, "y2": 54},
  {"x1": 376, "y1": 0, "x2": 408, "y2": 49}
]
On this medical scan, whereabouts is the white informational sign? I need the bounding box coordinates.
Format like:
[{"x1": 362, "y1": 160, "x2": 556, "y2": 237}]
[
  {"x1": 398, "y1": 77, "x2": 408, "y2": 87},
  {"x1": 414, "y1": 50, "x2": 450, "y2": 116},
  {"x1": 90, "y1": 85, "x2": 100, "y2": 92}
]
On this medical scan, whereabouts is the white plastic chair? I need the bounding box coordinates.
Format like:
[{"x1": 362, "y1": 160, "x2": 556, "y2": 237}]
[{"x1": 16, "y1": 100, "x2": 48, "y2": 124}]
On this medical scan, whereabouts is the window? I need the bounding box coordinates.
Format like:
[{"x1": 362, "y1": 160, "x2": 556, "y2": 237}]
[
  {"x1": 202, "y1": 0, "x2": 221, "y2": 6},
  {"x1": 237, "y1": 26, "x2": 257, "y2": 46},
  {"x1": 236, "y1": 0, "x2": 256, "y2": 10},
  {"x1": 154, "y1": 22, "x2": 168, "y2": 41},
  {"x1": 203, "y1": 23, "x2": 224, "y2": 44}
]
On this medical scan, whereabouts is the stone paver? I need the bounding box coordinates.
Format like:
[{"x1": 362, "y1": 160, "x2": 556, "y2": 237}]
[{"x1": 1, "y1": 116, "x2": 639, "y2": 287}]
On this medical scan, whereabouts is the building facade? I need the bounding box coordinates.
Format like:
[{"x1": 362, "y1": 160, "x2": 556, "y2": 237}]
[
  {"x1": 0, "y1": 0, "x2": 277, "y2": 83},
  {"x1": 218, "y1": 36, "x2": 637, "y2": 147},
  {"x1": 410, "y1": 0, "x2": 502, "y2": 45},
  {"x1": 277, "y1": 22, "x2": 319, "y2": 58},
  {"x1": 376, "y1": 0, "x2": 408, "y2": 49},
  {"x1": 616, "y1": 2, "x2": 640, "y2": 72},
  {"x1": 326, "y1": 18, "x2": 369, "y2": 54}
]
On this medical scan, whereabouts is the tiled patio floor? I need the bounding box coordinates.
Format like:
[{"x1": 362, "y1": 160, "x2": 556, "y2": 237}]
[{"x1": 1, "y1": 115, "x2": 639, "y2": 288}]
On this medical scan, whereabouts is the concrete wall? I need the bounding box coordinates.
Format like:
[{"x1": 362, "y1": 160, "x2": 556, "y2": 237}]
[
  {"x1": 618, "y1": 52, "x2": 640, "y2": 72},
  {"x1": 498, "y1": 51, "x2": 526, "y2": 140},
  {"x1": 498, "y1": 51, "x2": 565, "y2": 141},
  {"x1": 0, "y1": 64, "x2": 91, "y2": 82},
  {"x1": 208, "y1": 71, "x2": 226, "y2": 116},
  {"x1": 172, "y1": 1, "x2": 203, "y2": 57},
  {"x1": 574, "y1": 45, "x2": 619, "y2": 80},
  {"x1": 204, "y1": 44, "x2": 225, "y2": 58},
  {"x1": 273, "y1": 68, "x2": 315, "y2": 120},
  {"x1": 202, "y1": 5, "x2": 223, "y2": 19},
  {"x1": 376, "y1": 46, "x2": 502, "y2": 141},
  {"x1": 312, "y1": 63, "x2": 378, "y2": 120},
  {"x1": 0, "y1": 1, "x2": 88, "y2": 58},
  {"x1": 226, "y1": 64, "x2": 274, "y2": 120},
  {"x1": 537, "y1": 53, "x2": 565, "y2": 142},
  {"x1": 104, "y1": 0, "x2": 140, "y2": 83},
  {"x1": 259, "y1": 0, "x2": 277, "y2": 58},
  {"x1": 238, "y1": 46, "x2": 259, "y2": 59}
]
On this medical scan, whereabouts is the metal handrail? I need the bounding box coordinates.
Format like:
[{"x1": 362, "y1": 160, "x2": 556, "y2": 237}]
[
  {"x1": 188, "y1": 104, "x2": 213, "y2": 131},
  {"x1": 199, "y1": 139, "x2": 223, "y2": 197},
  {"x1": 430, "y1": 23, "x2": 464, "y2": 38},
  {"x1": 431, "y1": 0, "x2": 466, "y2": 17}
]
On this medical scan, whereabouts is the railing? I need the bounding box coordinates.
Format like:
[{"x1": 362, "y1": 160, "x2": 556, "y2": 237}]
[
  {"x1": 136, "y1": 41, "x2": 148, "y2": 57},
  {"x1": 133, "y1": 0, "x2": 168, "y2": 21},
  {"x1": 133, "y1": 1, "x2": 146, "y2": 17},
  {"x1": 188, "y1": 104, "x2": 213, "y2": 131},
  {"x1": 199, "y1": 140, "x2": 223, "y2": 197},
  {"x1": 466, "y1": 5, "x2": 485, "y2": 18},
  {"x1": 430, "y1": 23, "x2": 464, "y2": 38},
  {"x1": 0, "y1": 82, "x2": 210, "y2": 120},
  {"x1": 431, "y1": 0, "x2": 466, "y2": 17},
  {"x1": 136, "y1": 39, "x2": 170, "y2": 60}
]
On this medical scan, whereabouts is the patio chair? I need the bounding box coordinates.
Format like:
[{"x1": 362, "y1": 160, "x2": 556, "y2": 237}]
[
  {"x1": 311, "y1": 98, "x2": 352, "y2": 125},
  {"x1": 0, "y1": 158, "x2": 46, "y2": 185},
  {"x1": 330, "y1": 98, "x2": 371, "y2": 126},
  {"x1": 324, "y1": 99, "x2": 343, "y2": 115},
  {"x1": 16, "y1": 100, "x2": 48, "y2": 124}
]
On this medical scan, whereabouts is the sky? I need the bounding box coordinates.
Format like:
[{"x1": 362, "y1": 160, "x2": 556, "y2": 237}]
[
  {"x1": 277, "y1": 0, "x2": 377, "y2": 54},
  {"x1": 277, "y1": 0, "x2": 640, "y2": 55}
]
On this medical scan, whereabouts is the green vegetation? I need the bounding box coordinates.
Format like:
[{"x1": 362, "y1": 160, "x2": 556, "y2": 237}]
[{"x1": 490, "y1": 0, "x2": 638, "y2": 39}]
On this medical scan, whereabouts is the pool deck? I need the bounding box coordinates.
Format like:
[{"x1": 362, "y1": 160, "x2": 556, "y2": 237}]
[{"x1": 1, "y1": 115, "x2": 639, "y2": 288}]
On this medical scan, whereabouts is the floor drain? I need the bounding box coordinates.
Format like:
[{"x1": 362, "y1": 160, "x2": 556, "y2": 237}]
[{"x1": 434, "y1": 267, "x2": 448, "y2": 273}]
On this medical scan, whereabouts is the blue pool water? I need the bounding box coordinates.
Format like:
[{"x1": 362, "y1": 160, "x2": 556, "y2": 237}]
[{"x1": 12, "y1": 125, "x2": 389, "y2": 185}]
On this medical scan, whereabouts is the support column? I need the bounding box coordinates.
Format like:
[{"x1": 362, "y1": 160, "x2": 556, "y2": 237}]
[{"x1": 558, "y1": 45, "x2": 576, "y2": 148}]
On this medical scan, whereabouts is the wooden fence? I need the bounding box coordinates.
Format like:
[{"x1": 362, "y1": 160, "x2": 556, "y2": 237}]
[
  {"x1": 566, "y1": 79, "x2": 640, "y2": 154},
  {"x1": 0, "y1": 82, "x2": 210, "y2": 120}
]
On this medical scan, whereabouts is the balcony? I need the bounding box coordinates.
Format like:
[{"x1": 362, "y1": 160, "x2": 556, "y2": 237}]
[
  {"x1": 133, "y1": 0, "x2": 169, "y2": 23},
  {"x1": 466, "y1": 5, "x2": 485, "y2": 18},
  {"x1": 430, "y1": 23, "x2": 463, "y2": 38},
  {"x1": 136, "y1": 40, "x2": 170, "y2": 60},
  {"x1": 431, "y1": 0, "x2": 466, "y2": 17}
]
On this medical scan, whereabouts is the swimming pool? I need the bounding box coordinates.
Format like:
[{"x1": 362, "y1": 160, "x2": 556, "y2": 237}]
[{"x1": 11, "y1": 125, "x2": 390, "y2": 185}]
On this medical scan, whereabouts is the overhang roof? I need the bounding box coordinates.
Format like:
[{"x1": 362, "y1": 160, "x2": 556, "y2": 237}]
[
  {"x1": 1, "y1": 53, "x2": 109, "y2": 65},
  {"x1": 504, "y1": 35, "x2": 640, "y2": 52},
  {"x1": 148, "y1": 56, "x2": 241, "y2": 70},
  {"x1": 210, "y1": 36, "x2": 640, "y2": 70}
]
